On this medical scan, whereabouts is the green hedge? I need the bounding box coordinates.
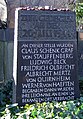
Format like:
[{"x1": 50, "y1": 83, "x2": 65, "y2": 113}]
[{"x1": 0, "y1": 98, "x2": 83, "y2": 119}]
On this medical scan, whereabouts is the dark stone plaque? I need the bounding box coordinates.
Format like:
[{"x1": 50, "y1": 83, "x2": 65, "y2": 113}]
[{"x1": 13, "y1": 9, "x2": 80, "y2": 105}]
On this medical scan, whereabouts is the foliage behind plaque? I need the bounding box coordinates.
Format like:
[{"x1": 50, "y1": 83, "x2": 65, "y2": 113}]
[{"x1": 75, "y1": 3, "x2": 83, "y2": 30}]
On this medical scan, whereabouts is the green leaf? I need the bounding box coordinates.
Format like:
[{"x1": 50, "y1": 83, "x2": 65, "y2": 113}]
[
  {"x1": 39, "y1": 111, "x2": 45, "y2": 118},
  {"x1": 31, "y1": 109, "x2": 37, "y2": 118}
]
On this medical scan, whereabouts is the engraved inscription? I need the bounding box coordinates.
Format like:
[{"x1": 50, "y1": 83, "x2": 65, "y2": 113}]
[
  {"x1": 18, "y1": 11, "x2": 76, "y2": 40},
  {"x1": 17, "y1": 41, "x2": 79, "y2": 104}
]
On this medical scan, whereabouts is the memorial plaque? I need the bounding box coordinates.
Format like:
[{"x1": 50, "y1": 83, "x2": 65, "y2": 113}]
[{"x1": 13, "y1": 9, "x2": 80, "y2": 105}]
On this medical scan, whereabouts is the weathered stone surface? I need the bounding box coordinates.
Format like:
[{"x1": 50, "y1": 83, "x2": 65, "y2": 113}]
[
  {"x1": 7, "y1": 0, "x2": 75, "y2": 28},
  {"x1": 18, "y1": 10, "x2": 76, "y2": 41}
]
